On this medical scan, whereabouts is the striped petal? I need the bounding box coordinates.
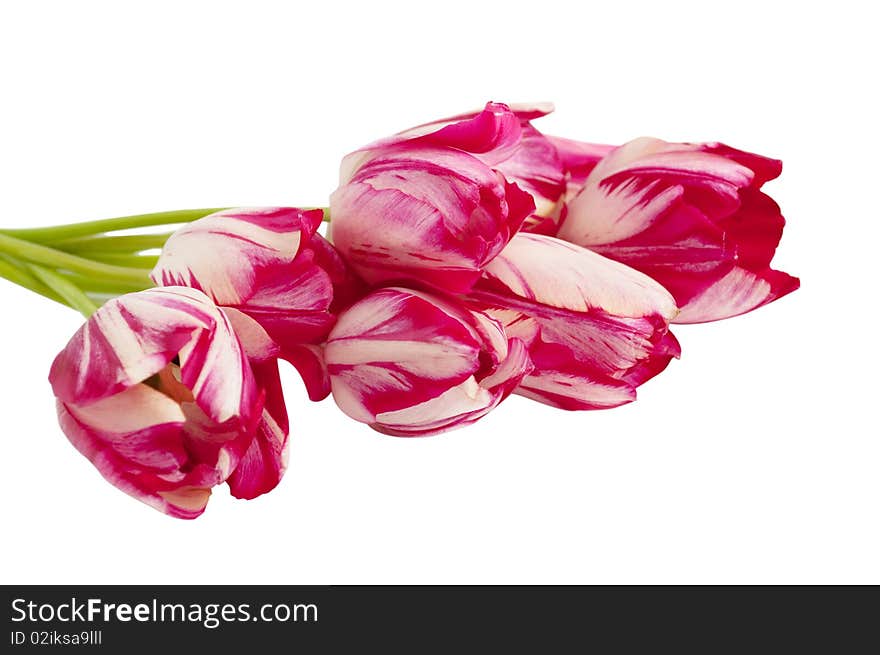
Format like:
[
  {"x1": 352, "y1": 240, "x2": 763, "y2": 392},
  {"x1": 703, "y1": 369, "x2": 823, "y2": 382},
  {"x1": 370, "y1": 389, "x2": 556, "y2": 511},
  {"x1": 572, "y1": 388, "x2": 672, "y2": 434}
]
[
  {"x1": 226, "y1": 360, "x2": 289, "y2": 500},
  {"x1": 482, "y1": 233, "x2": 678, "y2": 319},
  {"x1": 50, "y1": 287, "x2": 259, "y2": 427},
  {"x1": 365, "y1": 101, "x2": 524, "y2": 164},
  {"x1": 467, "y1": 234, "x2": 679, "y2": 410}
]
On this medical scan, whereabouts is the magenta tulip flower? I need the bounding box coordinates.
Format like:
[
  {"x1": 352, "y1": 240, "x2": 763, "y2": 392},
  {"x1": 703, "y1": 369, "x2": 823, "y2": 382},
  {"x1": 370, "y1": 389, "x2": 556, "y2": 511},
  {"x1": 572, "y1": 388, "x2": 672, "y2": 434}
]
[
  {"x1": 555, "y1": 137, "x2": 800, "y2": 322},
  {"x1": 325, "y1": 287, "x2": 532, "y2": 436},
  {"x1": 49, "y1": 287, "x2": 286, "y2": 518},
  {"x1": 152, "y1": 207, "x2": 362, "y2": 400},
  {"x1": 328, "y1": 102, "x2": 537, "y2": 293}
]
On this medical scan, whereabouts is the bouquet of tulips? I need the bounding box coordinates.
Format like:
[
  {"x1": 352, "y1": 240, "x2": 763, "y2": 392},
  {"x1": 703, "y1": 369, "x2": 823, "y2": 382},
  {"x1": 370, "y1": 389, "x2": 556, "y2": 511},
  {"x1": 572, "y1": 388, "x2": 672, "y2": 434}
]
[{"x1": 0, "y1": 102, "x2": 798, "y2": 518}]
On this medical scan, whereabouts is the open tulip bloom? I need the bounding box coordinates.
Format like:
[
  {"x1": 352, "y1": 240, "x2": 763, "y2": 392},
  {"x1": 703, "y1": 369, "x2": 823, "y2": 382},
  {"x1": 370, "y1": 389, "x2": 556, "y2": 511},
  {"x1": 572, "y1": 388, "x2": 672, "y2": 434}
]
[{"x1": 0, "y1": 102, "x2": 798, "y2": 518}]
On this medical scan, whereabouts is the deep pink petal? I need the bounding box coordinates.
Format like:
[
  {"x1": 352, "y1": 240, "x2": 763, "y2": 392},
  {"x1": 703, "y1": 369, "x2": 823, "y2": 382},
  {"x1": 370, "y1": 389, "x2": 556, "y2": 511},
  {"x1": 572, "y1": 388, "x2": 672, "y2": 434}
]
[
  {"x1": 284, "y1": 343, "x2": 331, "y2": 402},
  {"x1": 671, "y1": 266, "x2": 800, "y2": 324},
  {"x1": 227, "y1": 360, "x2": 289, "y2": 500},
  {"x1": 386, "y1": 101, "x2": 523, "y2": 161}
]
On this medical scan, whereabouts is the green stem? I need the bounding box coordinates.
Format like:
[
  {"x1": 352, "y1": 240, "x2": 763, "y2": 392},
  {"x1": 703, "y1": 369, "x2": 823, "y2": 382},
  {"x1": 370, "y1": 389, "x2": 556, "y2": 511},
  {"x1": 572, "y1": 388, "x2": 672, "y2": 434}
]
[
  {"x1": 0, "y1": 232, "x2": 153, "y2": 285},
  {"x1": 79, "y1": 252, "x2": 160, "y2": 268},
  {"x1": 28, "y1": 265, "x2": 99, "y2": 318},
  {"x1": 57, "y1": 270, "x2": 153, "y2": 294},
  {"x1": 0, "y1": 208, "x2": 226, "y2": 242},
  {"x1": 0, "y1": 255, "x2": 66, "y2": 306},
  {"x1": 48, "y1": 232, "x2": 175, "y2": 253}
]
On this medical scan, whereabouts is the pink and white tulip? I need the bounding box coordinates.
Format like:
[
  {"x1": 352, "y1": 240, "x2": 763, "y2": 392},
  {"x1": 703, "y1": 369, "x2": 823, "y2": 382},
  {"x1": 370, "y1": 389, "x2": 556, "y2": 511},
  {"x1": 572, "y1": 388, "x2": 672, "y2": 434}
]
[
  {"x1": 49, "y1": 287, "x2": 286, "y2": 518},
  {"x1": 557, "y1": 138, "x2": 800, "y2": 323},
  {"x1": 325, "y1": 287, "x2": 532, "y2": 436},
  {"x1": 419, "y1": 102, "x2": 569, "y2": 224},
  {"x1": 152, "y1": 207, "x2": 361, "y2": 400},
  {"x1": 329, "y1": 102, "x2": 537, "y2": 293},
  {"x1": 466, "y1": 233, "x2": 680, "y2": 410}
]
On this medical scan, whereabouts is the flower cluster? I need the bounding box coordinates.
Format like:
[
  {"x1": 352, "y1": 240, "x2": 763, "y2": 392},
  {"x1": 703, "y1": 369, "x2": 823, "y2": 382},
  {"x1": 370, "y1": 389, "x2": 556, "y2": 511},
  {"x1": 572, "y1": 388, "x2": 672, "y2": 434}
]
[{"x1": 18, "y1": 102, "x2": 797, "y2": 518}]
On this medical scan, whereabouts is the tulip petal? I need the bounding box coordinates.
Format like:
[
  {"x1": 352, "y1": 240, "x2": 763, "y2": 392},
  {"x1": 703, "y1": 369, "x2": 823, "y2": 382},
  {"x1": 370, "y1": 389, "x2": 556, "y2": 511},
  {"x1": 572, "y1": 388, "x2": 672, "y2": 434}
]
[
  {"x1": 482, "y1": 233, "x2": 678, "y2": 320},
  {"x1": 58, "y1": 389, "x2": 221, "y2": 520},
  {"x1": 326, "y1": 288, "x2": 482, "y2": 421},
  {"x1": 381, "y1": 101, "x2": 524, "y2": 162},
  {"x1": 496, "y1": 123, "x2": 567, "y2": 219},
  {"x1": 50, "y1": 287, "x2": 258, "y2": 431},
  {"x1": 545, "y1": 135, "x2": 616, "y2": 201},
  {"x1": 468, "y1": 234, "x2": 679, "y2": 410},
  {"x1": 671, "y1": 266, "x2": 800, "y2": 324},
  {"x1": 227, "y1": 360, "x2": 289, "y2": 500},
  {"x1": 151, "y1": 207, "x2": 323, "y2": 305}
]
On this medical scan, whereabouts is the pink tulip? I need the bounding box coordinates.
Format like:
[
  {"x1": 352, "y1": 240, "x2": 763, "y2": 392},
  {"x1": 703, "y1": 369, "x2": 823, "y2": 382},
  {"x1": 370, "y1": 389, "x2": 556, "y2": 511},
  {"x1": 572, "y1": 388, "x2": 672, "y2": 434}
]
[
  {"x1": 556, "y1": 138, "x2": 800, "y2": 323},
  {"x1": 466, "y1": 233, "x2": 680, "y2": 410},
  {"x1": 49, "y1": 287, "x2": 286, "y2": 518},
  {"x1": 328, "y1": 102, "x2": 537, "y2": 293},
  {"x1": 152, "y1": 207, "x2": 362, "y2": 400},
  {"x1": 325, "y1": 287, "x2": 532, "y2": 436}
]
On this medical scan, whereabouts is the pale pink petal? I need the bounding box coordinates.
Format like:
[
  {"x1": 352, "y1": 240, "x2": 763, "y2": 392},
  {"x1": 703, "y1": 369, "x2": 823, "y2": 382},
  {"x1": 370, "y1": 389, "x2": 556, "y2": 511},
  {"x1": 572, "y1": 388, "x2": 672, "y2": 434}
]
[
  {"x1": 221, "y1": 308, "x2": 279, "y2": 362},
  {"x1": 672, "y1": 267, "x2": 800, "y2": 324},
  {"x1": 483, "y1": 233, "x2": 677, "y2": 320}
]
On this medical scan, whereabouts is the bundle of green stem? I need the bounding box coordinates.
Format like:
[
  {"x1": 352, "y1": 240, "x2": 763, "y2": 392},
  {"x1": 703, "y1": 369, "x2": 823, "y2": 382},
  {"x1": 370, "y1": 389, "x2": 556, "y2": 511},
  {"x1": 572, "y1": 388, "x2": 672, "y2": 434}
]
[{"x1": 0, "y1": 209, "x2": 229, "y2": 318}]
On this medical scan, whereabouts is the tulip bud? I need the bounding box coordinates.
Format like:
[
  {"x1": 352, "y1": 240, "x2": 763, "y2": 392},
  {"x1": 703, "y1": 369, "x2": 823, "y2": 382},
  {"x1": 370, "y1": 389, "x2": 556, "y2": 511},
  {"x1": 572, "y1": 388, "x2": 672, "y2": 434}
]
[
  {"x1": 152, "y1": 207, "x2": 362, "y2": 400},
  {"x1": 49, "y1": 287, "x2": 286, "y2": 518},
  {"x1": 558, "y1": 137, "x2": 799, "y2": 322},
  {"x1": 325, "y1": 287, "x2": 532, "y2": 436},
  {"x1": 329, "y1": 103, "x2": 536, "y2": 293}
]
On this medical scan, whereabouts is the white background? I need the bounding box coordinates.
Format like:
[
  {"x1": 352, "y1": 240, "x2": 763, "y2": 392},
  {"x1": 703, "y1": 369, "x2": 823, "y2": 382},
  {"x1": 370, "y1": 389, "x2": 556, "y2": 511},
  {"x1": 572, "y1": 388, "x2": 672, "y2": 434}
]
[{"x1": 0, "y1": 1, "x2": 876, "y2": 584}]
